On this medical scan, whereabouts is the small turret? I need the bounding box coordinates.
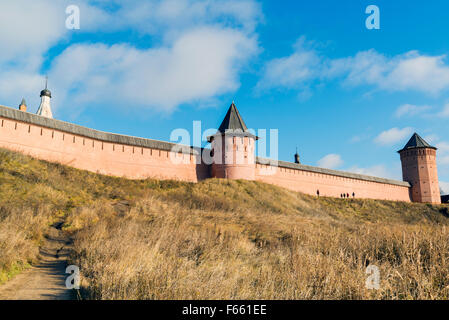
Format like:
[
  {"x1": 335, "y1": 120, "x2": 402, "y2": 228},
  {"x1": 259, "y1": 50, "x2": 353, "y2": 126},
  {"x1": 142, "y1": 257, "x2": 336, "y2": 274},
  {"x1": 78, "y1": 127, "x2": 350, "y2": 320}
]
[
  {"x1": 208, "y1": 102, "x2": 258, "y2": 180},
  {"x1": 19, "y1": 98, "x2": 27, "y2": 112},
  {"x1": 294, "y1": 148, "x2": 300, "y2": 164},
  {"x1": 36, "y1": 76, "x2": 53, "y2": 118}
]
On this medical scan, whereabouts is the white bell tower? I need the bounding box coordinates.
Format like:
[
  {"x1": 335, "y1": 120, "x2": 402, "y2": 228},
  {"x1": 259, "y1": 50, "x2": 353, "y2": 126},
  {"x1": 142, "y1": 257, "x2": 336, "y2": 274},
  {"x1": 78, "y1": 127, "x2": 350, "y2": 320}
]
[{"x1": 36, "y1": 76, "x2": 53, "y2": 118}]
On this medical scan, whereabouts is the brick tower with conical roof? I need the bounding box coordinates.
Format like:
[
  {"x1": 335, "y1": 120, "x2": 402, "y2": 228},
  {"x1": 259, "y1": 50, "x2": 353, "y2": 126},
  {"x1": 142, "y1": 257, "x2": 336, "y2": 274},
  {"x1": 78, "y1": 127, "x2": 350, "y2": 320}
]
[
  {"x1": 398, "y1": 133, "x2": 440, "y2": 204},
  {"x1": 208, "y1": 102, "x2": 258, "y2": 180}
]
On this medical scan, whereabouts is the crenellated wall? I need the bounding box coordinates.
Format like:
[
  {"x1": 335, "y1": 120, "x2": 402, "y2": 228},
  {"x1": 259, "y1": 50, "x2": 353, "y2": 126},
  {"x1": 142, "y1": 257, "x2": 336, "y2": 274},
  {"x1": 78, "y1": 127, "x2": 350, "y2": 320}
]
[{"x1": 0, "y1": 104, "x2": 412, "y2": 202}]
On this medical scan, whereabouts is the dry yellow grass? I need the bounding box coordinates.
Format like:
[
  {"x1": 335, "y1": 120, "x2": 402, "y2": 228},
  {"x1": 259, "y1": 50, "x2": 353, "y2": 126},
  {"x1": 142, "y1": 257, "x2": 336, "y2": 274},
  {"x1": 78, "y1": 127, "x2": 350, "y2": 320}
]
[
  {"x1": 70, "y1": 180, "x2": 449, "y2": 300},
  {"x1": 1, "y1": 148, "x2": 449, "y2": 299},
  {"x1": 0, "y1": 148, "x2": 179, "y2": 283}
]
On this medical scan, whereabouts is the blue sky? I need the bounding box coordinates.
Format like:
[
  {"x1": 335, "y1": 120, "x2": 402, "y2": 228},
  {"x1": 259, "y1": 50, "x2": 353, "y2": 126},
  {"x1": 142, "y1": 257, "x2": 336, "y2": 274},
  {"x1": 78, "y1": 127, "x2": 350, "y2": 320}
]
[{"x1": 1, "y1": 0, "x2": 449, "y2": 192}]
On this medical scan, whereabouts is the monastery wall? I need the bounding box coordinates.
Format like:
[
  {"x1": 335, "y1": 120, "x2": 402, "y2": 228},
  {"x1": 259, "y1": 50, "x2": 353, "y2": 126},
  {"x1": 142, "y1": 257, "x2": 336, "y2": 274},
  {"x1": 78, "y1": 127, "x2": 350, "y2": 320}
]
[
  {"x1": 0, "y1": 105, "x2": 208, "y2": 182},
  {"x1": 0, "y1": 104, "x2": 412, "y2": 202},
  {"x1": 255, "y1": 159, "x2": 411, "y2": 202}
]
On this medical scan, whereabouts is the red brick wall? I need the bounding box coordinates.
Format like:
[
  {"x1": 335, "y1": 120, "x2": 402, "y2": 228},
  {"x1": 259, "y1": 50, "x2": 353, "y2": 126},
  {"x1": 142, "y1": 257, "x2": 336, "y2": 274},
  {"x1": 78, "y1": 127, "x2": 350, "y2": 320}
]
[
  {"x1": 211, "y1": 135, "x2": 256, "y2": 180},
  {"x1": 0, "y1": 116, "x2": 203, "y2": 182},
  {"x1": 255, "y1": 164, "x2": 411, "y2": 202},
  {"x1": 400, "y1": 148, "x2": 440, "y2": 204},
  {"x1": 0, "y1": 115, "x2": 412, "y2": 202}
]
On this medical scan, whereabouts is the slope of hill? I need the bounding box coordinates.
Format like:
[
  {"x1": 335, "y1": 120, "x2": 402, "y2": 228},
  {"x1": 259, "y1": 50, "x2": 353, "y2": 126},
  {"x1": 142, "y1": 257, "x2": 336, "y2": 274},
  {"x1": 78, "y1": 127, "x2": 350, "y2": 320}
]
[{"x1": 0, "y1": 148, "x2": 448, "y2": 299}]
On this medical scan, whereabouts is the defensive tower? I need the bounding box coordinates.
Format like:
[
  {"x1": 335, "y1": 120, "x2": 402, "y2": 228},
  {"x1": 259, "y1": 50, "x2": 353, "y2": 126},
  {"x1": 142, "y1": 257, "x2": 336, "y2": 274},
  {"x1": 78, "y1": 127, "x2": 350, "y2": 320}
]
[
  {"x1": 208, "y1": 102, "x2": 258, "y2": 180},
  {"x1": 398, "y1": 133, "x2": 440, "y2": 204}
]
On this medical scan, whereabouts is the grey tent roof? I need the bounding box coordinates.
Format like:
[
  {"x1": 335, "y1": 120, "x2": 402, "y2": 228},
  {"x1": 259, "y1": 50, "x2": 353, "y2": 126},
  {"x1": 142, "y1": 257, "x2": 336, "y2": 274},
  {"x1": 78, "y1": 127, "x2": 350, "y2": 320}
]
[
  {"x1": 208, "y1": 102, "x2": 257, "y2": 142},
  {"x1": 398, "y1": 132, "x2": 436, "y2": 152},
  {"x1": 19, "y1": 98, "x2": 26, "y2": 106},
  {"x1": 218, "y1": 102, "x2": 249, "y2": 133}
]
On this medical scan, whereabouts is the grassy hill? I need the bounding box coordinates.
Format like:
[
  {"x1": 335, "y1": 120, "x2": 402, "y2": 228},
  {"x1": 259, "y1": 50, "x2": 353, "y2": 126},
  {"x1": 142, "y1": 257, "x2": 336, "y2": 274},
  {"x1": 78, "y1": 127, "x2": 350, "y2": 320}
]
[{"x1": 1, "y1": 148, "x2": 449, "y2": 299}]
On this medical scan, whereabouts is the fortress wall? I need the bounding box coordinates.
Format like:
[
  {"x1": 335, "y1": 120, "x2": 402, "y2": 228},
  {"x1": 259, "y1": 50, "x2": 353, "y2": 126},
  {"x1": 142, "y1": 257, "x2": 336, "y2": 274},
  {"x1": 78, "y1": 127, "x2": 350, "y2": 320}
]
[
  {"x1": 0, "y1": 111, "x2": 205, "y2": 182},
  {"x1": 255, "y1": 162, "x2": 411, "y2": 202},
  {"x1": 0, "y1": 105, "x2": 411, "y2": 202}
]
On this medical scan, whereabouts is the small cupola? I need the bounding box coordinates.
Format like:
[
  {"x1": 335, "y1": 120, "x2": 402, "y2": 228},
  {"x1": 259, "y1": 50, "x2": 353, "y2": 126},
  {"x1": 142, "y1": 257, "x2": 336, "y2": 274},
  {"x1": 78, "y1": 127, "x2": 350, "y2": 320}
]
[
  {"x1": 36, "y1": 76, "x2": 53, "y2": 119},
  {"x1": 294, "y1": 148, "x2": 300, "y2": 164},
  {"x1": 19, "y1": 98, "x2": 27, "y2": 112}
]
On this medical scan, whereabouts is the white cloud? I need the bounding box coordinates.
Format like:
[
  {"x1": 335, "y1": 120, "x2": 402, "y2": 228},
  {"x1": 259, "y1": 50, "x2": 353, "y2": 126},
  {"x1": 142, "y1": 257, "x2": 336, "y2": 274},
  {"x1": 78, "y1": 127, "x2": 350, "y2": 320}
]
[
  {"x1": 395, "y1": 104, "x2": 431, "y2": 118},
  {"x1": 439, "y1": 181, "x2": 449, "y2": 195},
  {"x1": 0, "y1": 0, "x2": 112, "y2": 69},
  {"x1": 87, "y1": 0, "x2": 263, "y2": 37},
  {"x1": 258, "y1": 37, "x2": 449, "y2": 96},
  {"x1": 48, "y1": 27, "x2": 258, "y2": 112},
  {"x1": 436, "y1": 141, "x2": 449, "y2": 153},
  {"x1": 385, "y1": 53, "x2": 449, "y2": 94},
  {"x1": 331, "y1": 50, "x2": 449, "y2": 94},
  {"x1": 317, "y1": 154, "x2": 343, "y2": 169},
  {"x1": 424, "y1": 134, "x2": 439, "y2": 145},
  {"x1": 0, "y1": 0, "x2": 261, "y2": 113},
  {"x1": 438, "y1": 103, "x2": 449, "y2": 117},
  {"x1": 374, "y1": 127, "x2": 413, "y2": 146},
  {"x1": 350, "y1": 135, "x2": 362, "y2": 143},
  {"x1": 256, "y1": 37, "x2": 321, "y2": 91},
  {"x1": 328, "y1": 49, "x2": 388, "y2": 87},
  {"x1": 0, "y1": 1, "x2": 66, "y2": 69},
  {"x1": 435, "y1": 141, "x2": 449, "y2": 165}
]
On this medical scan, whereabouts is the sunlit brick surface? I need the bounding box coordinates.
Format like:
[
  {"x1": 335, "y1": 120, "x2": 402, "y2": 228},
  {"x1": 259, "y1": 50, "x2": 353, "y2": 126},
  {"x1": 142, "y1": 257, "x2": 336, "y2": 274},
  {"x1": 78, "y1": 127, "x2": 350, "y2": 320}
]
[{"x1": 400, "y1": 148, "x2": 441, "y2": 204}]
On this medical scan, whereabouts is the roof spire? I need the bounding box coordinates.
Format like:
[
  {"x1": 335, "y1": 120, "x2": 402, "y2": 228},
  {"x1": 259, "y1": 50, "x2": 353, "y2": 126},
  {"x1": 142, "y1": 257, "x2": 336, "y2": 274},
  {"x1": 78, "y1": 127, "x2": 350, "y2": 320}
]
[
  {"x1": 37, "y1": 75, "x2": 53, "y2": 118},
  {"x1": 398, "y1": 132, "x2": 436, "y2": 153},
  {"x1": 19, "y1": 98, "x2": 27, "y2": 112},
  {"x1": 207, "y1": 101, "x2": 258, "y2": 142},
  {"x1": 217, "y1": 101, "x2": 249, "y2": 133},
  {"x1": 40, "y1": 76, "x2": 52, "y2": 98},
  {"x1": 294, "y1": 147, "x2": 300, "y2": 164}
]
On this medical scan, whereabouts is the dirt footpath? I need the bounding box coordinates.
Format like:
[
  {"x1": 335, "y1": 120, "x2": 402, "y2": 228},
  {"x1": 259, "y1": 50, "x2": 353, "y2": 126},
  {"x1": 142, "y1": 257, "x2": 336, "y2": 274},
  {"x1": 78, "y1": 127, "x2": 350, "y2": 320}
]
[{"x1": 0, "y1": 223, "x2": 75, "y2": 300}]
